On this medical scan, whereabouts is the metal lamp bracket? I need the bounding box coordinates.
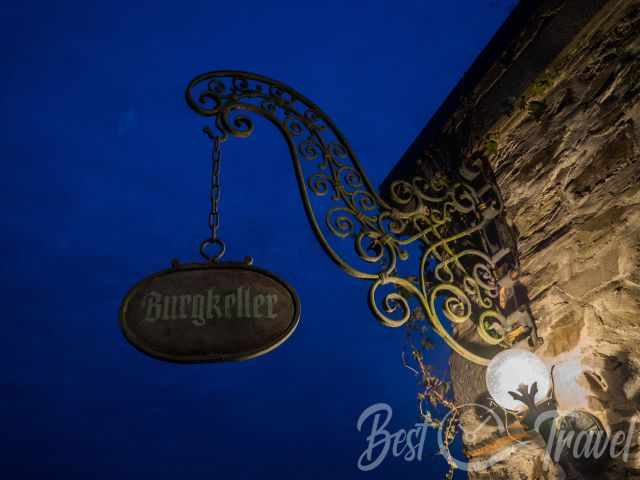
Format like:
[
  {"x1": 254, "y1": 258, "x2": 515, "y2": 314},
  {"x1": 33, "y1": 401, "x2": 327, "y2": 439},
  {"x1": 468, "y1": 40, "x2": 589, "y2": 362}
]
[{"x1": 185, "y1": 70, "x2": 537, "y2": 366}]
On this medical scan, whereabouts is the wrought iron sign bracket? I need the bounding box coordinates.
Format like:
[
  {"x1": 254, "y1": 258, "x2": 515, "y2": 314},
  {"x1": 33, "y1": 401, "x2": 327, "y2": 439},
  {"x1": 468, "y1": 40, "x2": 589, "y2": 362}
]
[{"x1": 185, "y1": 70, "x2": 539, "y2": 366}]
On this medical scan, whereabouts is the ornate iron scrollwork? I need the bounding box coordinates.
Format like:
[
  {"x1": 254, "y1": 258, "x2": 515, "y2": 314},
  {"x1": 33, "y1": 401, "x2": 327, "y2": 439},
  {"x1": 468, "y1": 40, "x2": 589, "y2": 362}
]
[{"x1": 185, "y1": 70, "x2": 533, "y2": 366}]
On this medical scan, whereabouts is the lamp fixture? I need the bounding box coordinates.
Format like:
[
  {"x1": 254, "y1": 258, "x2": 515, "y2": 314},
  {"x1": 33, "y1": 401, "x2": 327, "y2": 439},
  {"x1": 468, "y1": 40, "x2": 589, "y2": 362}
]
[{"x1": 485, "y1": 348, "x2": 552, "y2": 412}]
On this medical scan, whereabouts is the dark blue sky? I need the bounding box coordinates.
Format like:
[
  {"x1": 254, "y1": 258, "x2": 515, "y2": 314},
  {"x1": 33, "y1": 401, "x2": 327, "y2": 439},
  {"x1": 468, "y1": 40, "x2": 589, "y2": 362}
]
[{"x1": 1, "y1": 1, "x2": 513, "y2": 478}]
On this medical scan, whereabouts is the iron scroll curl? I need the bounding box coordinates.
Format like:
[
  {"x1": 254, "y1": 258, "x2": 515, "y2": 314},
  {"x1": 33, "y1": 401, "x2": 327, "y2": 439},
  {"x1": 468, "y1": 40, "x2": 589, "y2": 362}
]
[{"x1": 185, "y1": 70, "x2": 519, "y2": 366}]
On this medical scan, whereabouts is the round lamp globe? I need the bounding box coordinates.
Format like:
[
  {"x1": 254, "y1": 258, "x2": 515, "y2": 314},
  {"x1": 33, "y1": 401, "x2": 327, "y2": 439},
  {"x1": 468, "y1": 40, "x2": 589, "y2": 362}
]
[{"x1": 485, "y1": 349, "x2": 551, "y2": 412}]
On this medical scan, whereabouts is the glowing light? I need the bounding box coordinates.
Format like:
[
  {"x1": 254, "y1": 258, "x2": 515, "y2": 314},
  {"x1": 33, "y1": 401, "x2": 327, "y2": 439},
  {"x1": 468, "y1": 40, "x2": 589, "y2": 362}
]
[{"x1": 485, "y1": 349, "x2": 551, "y2": 412}]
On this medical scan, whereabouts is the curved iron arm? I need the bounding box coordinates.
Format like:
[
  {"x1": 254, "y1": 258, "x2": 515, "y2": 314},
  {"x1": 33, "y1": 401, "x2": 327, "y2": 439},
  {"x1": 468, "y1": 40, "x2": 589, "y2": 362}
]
[{"x1": 186, "y1": 70, "x2": 524, "y2": 366}]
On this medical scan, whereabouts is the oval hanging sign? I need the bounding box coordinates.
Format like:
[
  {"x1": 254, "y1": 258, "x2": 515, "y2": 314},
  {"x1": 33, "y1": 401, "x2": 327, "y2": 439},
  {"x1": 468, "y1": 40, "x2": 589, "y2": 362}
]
[{"x1": 119, "y1": 261, "x2": 301, "y2": 363}]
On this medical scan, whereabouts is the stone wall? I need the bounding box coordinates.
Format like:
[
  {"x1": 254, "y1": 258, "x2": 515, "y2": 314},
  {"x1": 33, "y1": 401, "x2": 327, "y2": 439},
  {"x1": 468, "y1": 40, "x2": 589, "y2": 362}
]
[{"x1": 456, "y1": 1, "x2": 640, "y2": 478}]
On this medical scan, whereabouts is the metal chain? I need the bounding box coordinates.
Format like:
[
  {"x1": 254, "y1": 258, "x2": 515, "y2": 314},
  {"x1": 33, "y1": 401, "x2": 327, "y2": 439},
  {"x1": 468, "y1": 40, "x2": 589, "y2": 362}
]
[
  {"x1": 209, "y1": 137, "x2": 222, "y2": 241},
  {"x1": 200, "y1": 136, "x2": 226, "y2": 262}
]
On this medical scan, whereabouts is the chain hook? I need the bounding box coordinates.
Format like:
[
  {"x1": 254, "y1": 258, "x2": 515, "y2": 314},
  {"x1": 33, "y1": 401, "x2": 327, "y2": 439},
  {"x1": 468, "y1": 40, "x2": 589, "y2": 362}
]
[
  {"x1": 200, "y1": 135, "x2": 225, "y2": 262},
  {"x1": 200, "y1": 238, "x2": 226, "y2": 263}
]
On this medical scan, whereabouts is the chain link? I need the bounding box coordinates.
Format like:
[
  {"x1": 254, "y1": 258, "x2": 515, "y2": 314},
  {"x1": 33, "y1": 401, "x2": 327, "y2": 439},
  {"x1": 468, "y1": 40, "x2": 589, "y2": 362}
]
[
  {"x1": 200, "y1": 136, "x2": 226, "y2": 262},
  {"x1": 209, "y1": 137, "x2": 222, "y2": 240}
]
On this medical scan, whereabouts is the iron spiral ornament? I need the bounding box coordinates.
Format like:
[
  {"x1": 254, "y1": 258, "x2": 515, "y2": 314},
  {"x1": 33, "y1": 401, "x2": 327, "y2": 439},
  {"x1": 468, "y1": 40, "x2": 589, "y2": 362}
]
[{"x1": 185, "y1": 70, "x2": 527, "y2": 366}]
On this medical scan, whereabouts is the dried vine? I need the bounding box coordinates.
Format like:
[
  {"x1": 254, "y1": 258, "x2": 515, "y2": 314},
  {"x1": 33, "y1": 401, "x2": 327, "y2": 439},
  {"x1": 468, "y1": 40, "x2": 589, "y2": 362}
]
[{"x1": 403, "y1": 304, "x2": 461, "y2": 480}]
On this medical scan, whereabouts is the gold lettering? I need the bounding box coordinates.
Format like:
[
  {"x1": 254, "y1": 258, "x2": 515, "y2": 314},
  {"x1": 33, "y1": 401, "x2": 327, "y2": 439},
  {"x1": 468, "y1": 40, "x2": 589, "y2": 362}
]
[
  {"x1": 206, "y1": 289, "x2": 221, "y2": 319},
  {"x1": 225, "y1": 293, "x2": 236, "y2": 318},
  {"x1": 145, "y1": 288, "x2": 284, "y2": 324},
  {"x1": 244, "y1": 287, "x2": 251, "y2": 318},
  {"x1": 179, "y1": 295, "x2": 191, "y2": 320},
  {"x1": 237, "y1": 287, "x2": 243, "y2": 318},
  {"x1": 143, "y1": 292, "x2": 162, "y2": 322},
  {"x1": 191, "y1": 294, "x2": 206, "y2": 326},
  {"x1": 253, "y1": 295, "x2": 265, "y2": 318},
  {"x1": 162, "y1": 295, "x2": 177, "y2": 320},
  {"x1": 266, "y1": 294, "x2": 278, "y2": 319}
]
